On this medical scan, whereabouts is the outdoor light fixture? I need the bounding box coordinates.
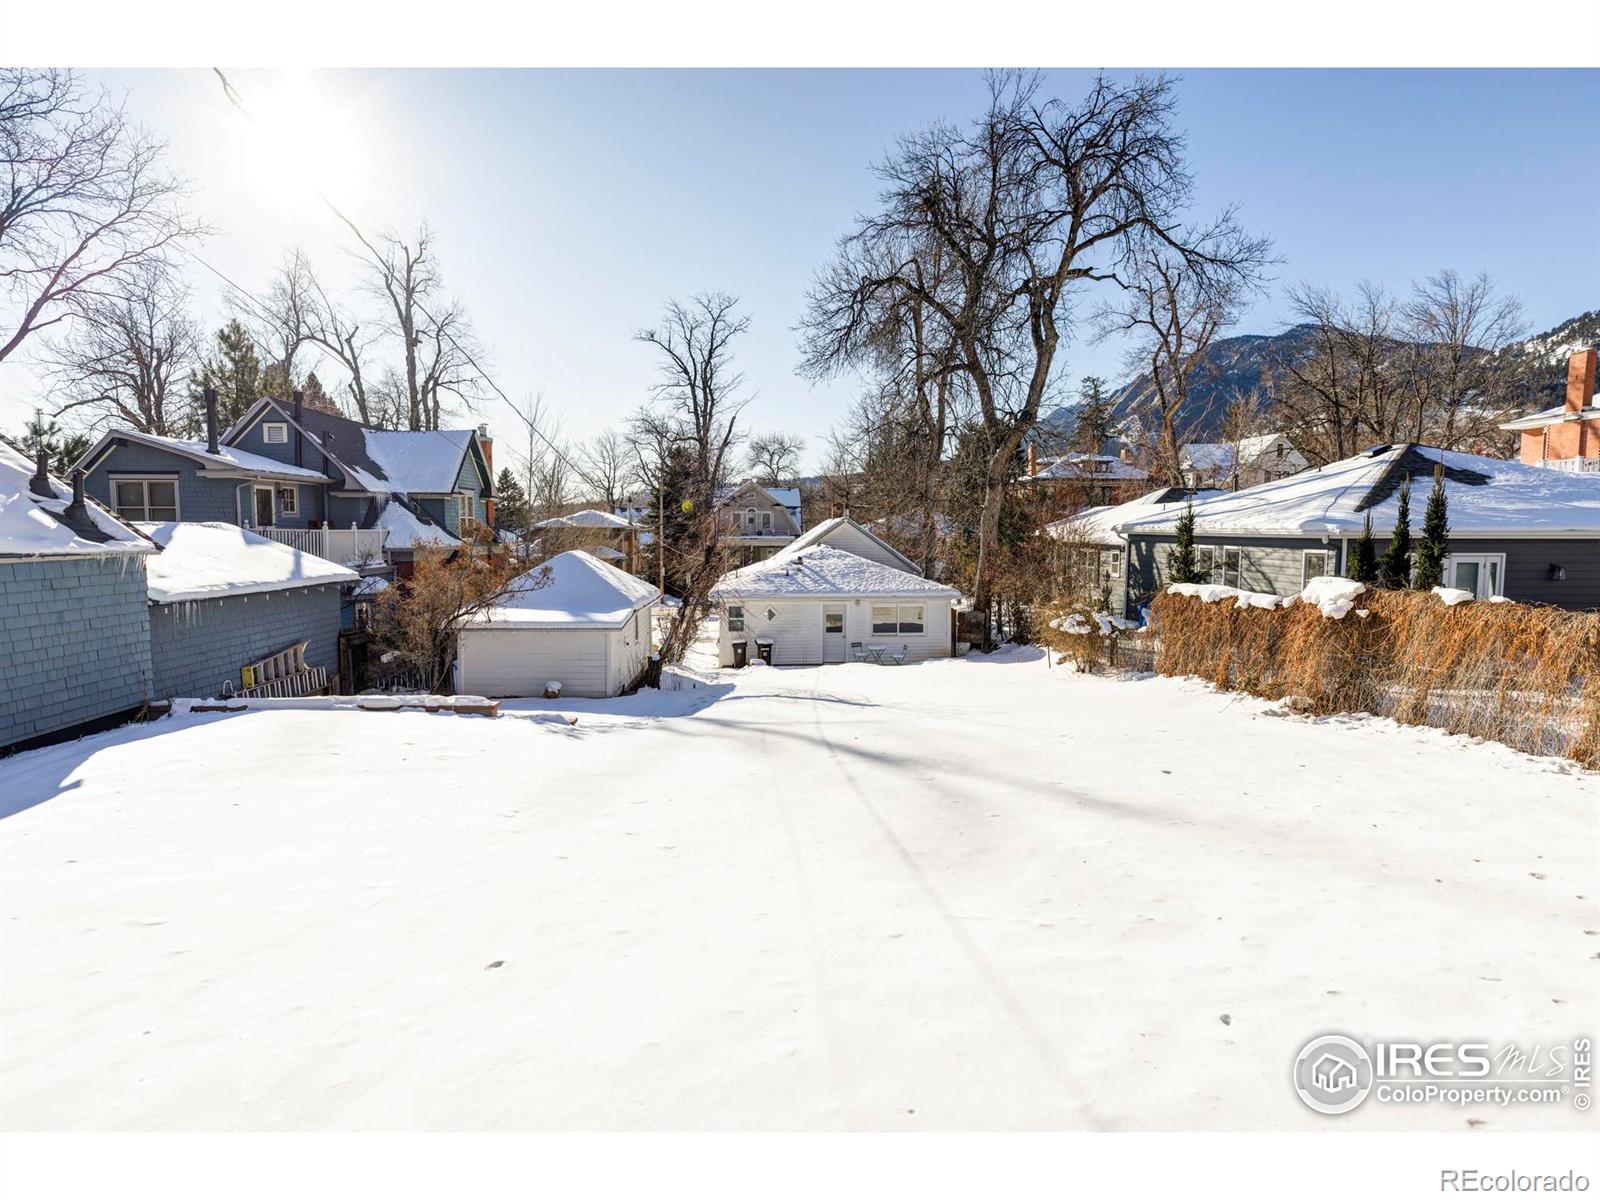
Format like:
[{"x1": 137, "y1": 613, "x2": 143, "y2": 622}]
[{"x1": 1548, "y1": 563, "x2": 1566, "y2": 581}]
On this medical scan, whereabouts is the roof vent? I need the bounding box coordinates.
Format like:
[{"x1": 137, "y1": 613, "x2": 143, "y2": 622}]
[
  {"x1": 1366, "y1": 444, "x2": 1392, "y2": 458},
  {"x1": 28, "y1": 446, "x2": 56, "y2": 499}
]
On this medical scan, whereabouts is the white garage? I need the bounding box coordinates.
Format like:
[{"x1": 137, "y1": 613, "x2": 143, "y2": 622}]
[
  {"x1": 710, "y1": 544, "x2": 961, "y2": 667},
  {"x1": 456, "y1": 550, "x2": 661, "y2": 698}
]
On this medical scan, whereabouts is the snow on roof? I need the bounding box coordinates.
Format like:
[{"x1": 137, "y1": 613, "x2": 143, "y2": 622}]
[
  {"x1": 0, "y1": 441, "x2": 153, "y2": 558},
  {"x1": 83, "y1": 429, "x2": 330, "y2": 481},
  {"x1": 1046, "y1": 487, "x2": 1227, "y2": 544},
  {"x1": 1179, "y1": 434, "x2": 1290, "y2": 472},
  {"x1": 1028, "y1": 453, "x2": 1148, "y2": 482},
  {"x1": 347, "y1": 427, "x2": 476, "y2": 494},
  {"x1": 471, "y1": 549, "x2": 661, "y2": 629},
  {"x1": 136, "y1": 521, "x2": 358, "y2": 603},
  {"x1": 712, "y1": 543, "x2": 960, "y2": 600},
  {"x1": 786, "y1": 516, "x2": 922, "y2": 574},
  {"x1": 562, "y1": 508, "x2": 636, "y2": 528},
  {"x1": 375, "y1": 498, "x2": 461, "y2": 549},
  {"x1": 1499, "y1": 397, "x2": 1600, "y2": 430},
  {"x1": 1116, "y1": 444, "x2": 1600, "y2": 538}
]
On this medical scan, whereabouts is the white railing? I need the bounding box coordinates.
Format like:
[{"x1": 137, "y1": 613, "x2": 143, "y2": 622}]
[
  {"x1": 258, "y1": 525, "x2": 389, "y2": 565},
  {"x1": 1534, "y1": 456, "x2": 1600, "y2": 474}
]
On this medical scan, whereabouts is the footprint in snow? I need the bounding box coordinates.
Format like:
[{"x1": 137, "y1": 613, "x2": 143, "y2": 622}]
[
  {"x1": 484, "y1": 960, "x2": 504, "y2": 970},
  {"x1": 1219, "y1": 1014, "x2": 1231, "y2": 1026}
]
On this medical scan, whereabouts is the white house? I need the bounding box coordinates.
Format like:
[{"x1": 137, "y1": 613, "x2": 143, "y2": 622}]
[
  {"x1": 782, "y1": 515, "x2": 921, "y2": 573},
  {"x1": 1179, "y1": 433, "x2": 1308, "y2": 490},
  {"x1": 456, "y1": 549, "x2": 661, "y2": 698},
  {"x1": 710, "y1": 544, "x2": 961, "y2": 667}
]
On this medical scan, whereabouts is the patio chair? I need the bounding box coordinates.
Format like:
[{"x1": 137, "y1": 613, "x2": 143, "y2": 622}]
[
  {"x1": 849, "y1": 642, "x2": 866, "y2": 662},
  {"x1": 888, "y1": 644, "x2": 909, "y2": 666}
]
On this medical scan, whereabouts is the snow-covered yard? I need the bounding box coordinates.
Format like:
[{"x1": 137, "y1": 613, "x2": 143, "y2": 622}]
[{"x1": 1, "y1": 648, "x2": 1594, "y2": 1131}]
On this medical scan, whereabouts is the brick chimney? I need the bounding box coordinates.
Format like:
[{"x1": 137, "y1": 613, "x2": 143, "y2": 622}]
[
  {"x1": 204, "y1": 387, "x2": 219, "y2": 454},
  {"x1": 477, "y1": 424, "x2": 495, "y2": 526},
  {"x1": 292, "y1": 390, "x2": 304, "y2": 466},
  {"x1": 1026, "y1": 443, "x2": 1038, "y2": 477},
  {"x1": 1566, "y1": 348, "x2": 1598, "y2": 414}
]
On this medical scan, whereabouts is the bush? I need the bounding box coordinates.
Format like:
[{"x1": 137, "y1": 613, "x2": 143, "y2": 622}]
[{"x1": 1149, "y1": 587, "x2": 1600, "y2": 767}]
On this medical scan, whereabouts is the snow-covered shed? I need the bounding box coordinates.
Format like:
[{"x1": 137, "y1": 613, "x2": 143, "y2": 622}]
[
  {"x1": 0, "y1": 444, "x2": 156, "y2": 752},
  {"x1": 137, "y1": 522, "x2": 358, "y2": 700},
  {"x1": 710, "y1": 544, "x2": 961, "y2": 666},
  {"x1": 456, "y1": 549, "x2": 661, "y2": 698}
]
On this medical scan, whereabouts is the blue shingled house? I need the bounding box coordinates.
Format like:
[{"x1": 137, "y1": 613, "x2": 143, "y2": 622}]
[
  {"x1": 0, "y1": 442, "x2": 156, "y2": 754},
  {"x1": 76, "y1": 391, "x2": 496, "y2": 574}
]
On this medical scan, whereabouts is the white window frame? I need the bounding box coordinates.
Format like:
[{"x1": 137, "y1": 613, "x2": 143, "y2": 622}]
[
  {"x1": 1222, "y1": 546, "x2": 1242, "y2": 589},
  {"x1": 726, "y1": 604, "x2": 745, "y2": 633},
  {"x1": 252, "y1": 484, "x2": 275, "y2": 528},
  {"x1": 1443, "y1": 552, "x2": 1507, "y2": 600},
  {"x1": 1302, "y1": 548, "x2": 1335, "y2": 588},
  {"x1": 1099, "y1": 549, "x2": 1123, "y2": 581},
  {"x1": 872, "y1": 603, "x2": 924, "y2": 635},
  {"x1": 262, "y1": 422, "x2": 289, "y2": 444},
  {"x1": 276, "y1": 485, "x2": 299, "y2": 516},
  {"x1": 110, "y1": 476, "x2": 180, "y2": 522}
]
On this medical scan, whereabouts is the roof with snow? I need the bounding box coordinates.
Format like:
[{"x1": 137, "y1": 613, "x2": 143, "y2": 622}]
[
  {"x1": 1179, "y1": 433, "x2": 1299, "y2": 472},
  {"x1": 1046, "y1": 487, "x2": 1228, "y2": 544},
  {"x1": 785, "y1": 515, "x2": 922, "y2": 574},
  {"x1": 136, "y1": 521, "x2": 358, "y2": 603},
  {"x1": 471, "y1": 549, "x2": 661, "y2": 630},
  {"x1": 76, "y1": 429, "x2": 331, "y2": 482},
  {"x1": 716, "y1": 481, "x2": 803, "y2": 528},
  {"x1": 532, "y1": 508, "x2": 636, "y2": 530},
  {"x1": 1115, "y1": 444, "x2": 1600, "y2": 539},
  {"x1": 0, "y1": 442, "x2": 153, "y2": 559},
  {"x1": 1026, "y1": 453, "x2": 1149, "y2": 482},
  {"x1": 1499, "y1": 397, "x2": 1600, "y2": 431},
  {"x1": 712, "y1": 544, "x2": 960, "y2": 601},
  {"x1": 375, "y1": 498, "x2": 460, "y2": 549}
]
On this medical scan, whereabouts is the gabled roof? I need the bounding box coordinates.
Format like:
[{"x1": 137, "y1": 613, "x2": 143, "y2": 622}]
[
  {"x1": 1046, "y1": 487, "x2": 1228, "y2": 544},
  {"x1": 532, "y1": 508, "x2": 637, "y2": 530},
  {"x1": 1115, "y1": 444, "x2": 1600, "y2": 539},
  {"x1": 0, "y1": 441, "x2": 153, "y2": 559},
  {"x1": 75, "y1": 429, "x2": 332, "y2": 482},
  {"x1": 716, "y1": 480, "x2": 803, "y2": 531},
  {"x1": 471, "y1": 549, "x2": 661, "y2": 630},
  {"x1": 1026, "y1": 453, "x2": 1148, "y2": 482},
  {"x1": 712, "y1": 544, "x2": 960, "y2": 600},
  {"x1": 137, "y1": 521, "x2": 358, "y2": 603},
  {"x1": 375, "y1": 497, "x2": 460, "y2": 549},
  {"x1": 1179, "y1": 433, "x2": 1299, "y2": 472},
  {"x1": 785, "y1": 515, "x2": 922, "y2": 575}
]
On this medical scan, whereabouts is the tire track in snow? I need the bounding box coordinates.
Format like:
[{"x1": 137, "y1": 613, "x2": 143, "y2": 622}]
[{"x1": 799, "y1": 670, "x2": 1110, "y2": 1130}]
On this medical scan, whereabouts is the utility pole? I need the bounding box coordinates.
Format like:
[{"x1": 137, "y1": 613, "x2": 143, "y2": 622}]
[{"x1": 658, "y1": 479, "x2": 665, "y2": 598}]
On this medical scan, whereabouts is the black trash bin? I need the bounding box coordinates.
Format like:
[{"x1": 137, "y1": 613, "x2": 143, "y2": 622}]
[
  {"x1": 731, "y1": 639, "x2": 749, "y2": 668},
  {"x1": 755, "y1": 637, "x2": 774, "y2": 664}
]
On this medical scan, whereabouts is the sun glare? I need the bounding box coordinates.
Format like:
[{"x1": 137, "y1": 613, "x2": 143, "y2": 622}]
[{"x1": 232, "y1": 70, "x2": 375, "y2": 220}]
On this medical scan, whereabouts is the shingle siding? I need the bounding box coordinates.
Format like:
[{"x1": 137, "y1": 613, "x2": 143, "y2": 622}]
[
  {"x1": 147, "y1": 584, "x2": 345, "y2": 700},
  {"x1": 0, "y1": 556, "x2": 153, "y2": 749},
  {"x1": 83, "y1": 441, "x2": 242, "y2": 524}
]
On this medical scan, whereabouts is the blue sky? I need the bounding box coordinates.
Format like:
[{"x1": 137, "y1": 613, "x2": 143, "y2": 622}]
[{"x1": 2, "y1": 68, "x2": 1595, "y2": 471}]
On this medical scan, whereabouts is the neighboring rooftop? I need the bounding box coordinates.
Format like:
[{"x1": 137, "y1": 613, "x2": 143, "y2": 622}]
[
  {"x1": 1026, "y1": 453, "x2": 1149, "y2": 482},
  {"x1": 76, "y1": 429, "x2": 332, "y2": 482},
  {"x1": 375, "y1": 498, "x2": 460, "y2": 549},
  {"x1": 1046, "y1": 487, "x2": 1228, "y2": 544},
  {"x1": 785, "y1": 515, "x2": 922, "y2": 575},
  {"x1": 712, "y1": 543, "x2": 960, "y2": 600},
  {"x1": 1115, "y1": 444, "x2": 1600, "y2": 538},
  {"x1": 533, "y1": 509, "x2": 637, "y2": 530},
  {"x1": 472, "y1": 549, "x2": 661, "y2": 629},
  {"x1": 1179, "y1": 433, "x2": 1299, "y2": 473},
  {"x1": 0, "y1": 442, "x2": 153, "y2": 559},
  {"x1": 136, "y1": 521, "x2": 358, "y2": 603}
]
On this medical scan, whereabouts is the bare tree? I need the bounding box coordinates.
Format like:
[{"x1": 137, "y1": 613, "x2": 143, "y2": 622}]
[
  {"x1": 243, "y1": 248, "x2": 317, "y2": 402},
  {"x1": 802, "y1": 71, "x2": 1271, "y2": 635},
  {"x1": 40, "y1": 262, "x2": 200, "y2": 436},
  {"x1": 0, "y1": 69, "x2": 205, "y2": 363},
  {"x1": 1400, "y1": 269, "x2": 1526, "y2": 450},
  {"x1": 581, "y1": 428, "x2": 632, "y2": 510},
  {"x1": 303, "y1": 265, "x2": 378, "y2": 424},
  {"x1": 744, "y1": 431, "x2": 805, "y2": 486}
]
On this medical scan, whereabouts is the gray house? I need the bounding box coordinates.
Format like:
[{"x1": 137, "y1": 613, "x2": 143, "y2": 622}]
[
  {"x1": 1113, "y1": 443, "x2": 1600, "y2": 614},
  {"x1": 76, "y1": 391, "x2": 495, "y2": 574},
  {"x1": 137, "y1": 522, "x2": 358, "y2": 701},
  {"x1": 0, "y1": 443, "x2": 156, "y2": 754}
]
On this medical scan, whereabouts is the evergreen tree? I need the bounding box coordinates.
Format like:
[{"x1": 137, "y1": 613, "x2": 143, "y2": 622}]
[
  {"x1": 1349, "y1": 512, "x2": 1379, "y2": 584},
  {"x1": 1167, "y1": 502, "x2": 1201, "y2": 584},
  {"x1": 494, "y1": 467, "x2": 529, "y2": 532},
  {"x1": 1413, "y1": 466, "x2": 1450, "y2": 590},
  {"x1": 189, "y1": 319, "x2": 263, "y2": 429},
  {"x1": 300, "y1": 370, "x2": 341, "y2": 415},
  {"x1": 1072, "y1": 375, "x2": 1117, "y2": 455},
  {"x1": 1377, "y1": 475, "x2": 1413, "y2": 589}
]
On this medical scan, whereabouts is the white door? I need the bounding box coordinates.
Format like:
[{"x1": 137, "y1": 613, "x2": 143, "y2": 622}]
[
  {"x1": 822, "y1": 606, "x2": 847, "y2": 663},
  {"x1": 1445, "y1": 553, "x2": 1505, "y2": 600}
]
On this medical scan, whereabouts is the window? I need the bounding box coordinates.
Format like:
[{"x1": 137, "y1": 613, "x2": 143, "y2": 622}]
[
  {"x1": 112, "y1": 478, "x2": 178, "y2": 522},
  {"x1": 760, "y1": 510, "x2": 772, "y2": 532},
  {"x1": 1222, "y1": 547, "x2": 1242, "y2": 589},
  {"x1": 1194, "y1": 545, "x2": 1218, "y2": 583},
  {"x1": 1099, "y1": 549, "x2": 1123, "y2": 580},
  {"x1": 824, "y1": 610, "x2": 844, "y2": 635},
  {"x1": 277, "y1": 486, "x2": 298, "y2": 515},
  {"x1": 872, "y1": 604, "x2": 924, "y2": 634},
  {"x1": 253, "y1": 486, "x2": 274, "y2": 528},
  {"x1": 1302, "y1": 549, "x2": 1335, "y2": 587},
  {"x1": 726, "y1": 604, "x2": 745, "y2": 632},
  {"x1": 745, "y1": 507, "x2": 757, "y2": 530},
  {"x1": 1444, "y1": 553, "x2": 1506, "y2": 600},
  {"x1": 263, "y1": 422, "x2": 288, "y2": 444}
]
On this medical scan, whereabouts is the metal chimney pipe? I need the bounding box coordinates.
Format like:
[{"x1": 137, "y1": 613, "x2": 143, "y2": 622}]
[
  {"x1": 204, "y1": 387, "x2": 219, "y2": 454},
  {"x1": 292, "y1": 389, "x2": 304, "y2": 466},
  {"x1": 63, "y1": 468, "x2": 90, "y2": 522},
  {"x1": 29, "y1": 446, "x2": 55, "y2": 498}
]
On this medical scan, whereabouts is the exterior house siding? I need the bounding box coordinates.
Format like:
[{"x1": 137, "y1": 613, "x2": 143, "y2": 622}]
[
  {"x1": 1126, "y1": 534, "x2": 1343, "y2": 617},
  {"x1": 147, "y1": 583, "x2": 345, "y2": 700},
  {"x1": 804, "y1": 523, "x2": 912, "y2": 570},
  {"x1": 718, "y1": 598, "x2": 954, "y2": 666},
  {"x1": 84, "y1": 442, "x2": 241, "y2": 524},
  {"x1": 0, "y1": 556, "x2": 153, "y2": 749},
  {"x1": 456, "y1": 628, "x2": 612, "y2": 698}
]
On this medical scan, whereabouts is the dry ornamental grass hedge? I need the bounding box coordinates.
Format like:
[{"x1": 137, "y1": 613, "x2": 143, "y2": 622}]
[{"x1": 1148, "y1": 588, "x2": 1600, "y2": 768}]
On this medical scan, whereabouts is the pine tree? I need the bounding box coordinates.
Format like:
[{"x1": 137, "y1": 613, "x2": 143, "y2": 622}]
[
  {"x1": 300, "y1": 371, "x2": 341, "y2": 415},
  {"x1": 1073, "y1": 375, "x2": 1117, "y2": 455},
  {"x1": 494, "y1": 467, "x2": 529, "y2": 532},
  {"x1": 189, "y1": 320, "x2": 263, "y2": 429},
  {"x1": 1167, "y1": 501, "x2": 1201, "y2": 584},
  {"x1": 1377, "y1": 476, "x2": 1413, "y2": 589},
  {"x1": 1350, "y1": 512, "x2": 1379, "y2": 584},
  {"x1": 1413, "y1": 466, "x2": 1450, "y2": 590}
]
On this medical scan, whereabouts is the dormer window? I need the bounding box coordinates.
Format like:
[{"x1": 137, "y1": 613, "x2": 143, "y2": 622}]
[{"x1": 263, "y1": 422, "x2": 289, "y2": 444}]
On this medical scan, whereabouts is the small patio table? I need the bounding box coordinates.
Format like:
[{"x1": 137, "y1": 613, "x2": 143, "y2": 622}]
[{"x1": 863, "y1": 644, "x2": 890, "y2": 664}]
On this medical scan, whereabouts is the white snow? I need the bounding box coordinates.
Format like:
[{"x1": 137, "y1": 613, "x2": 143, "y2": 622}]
[
  {"x1": 351, "y1": 575, "x2": 390, "y2": 598},
  {"x1": 1166, "y1": 582, "x2": 1289, "y2": 610},
  {"x1": 1299, "y1": 575, "x2": 1367, "y2": 619},
  {"x1": 0, "y1": 646, "x2": 1590, "y2": 1132},
  {"x1": 533, "y1": 509, "x2": 636, "y2": 530},
  {"x1": 136, "y1": 522, "x2": 358, "y2": 603},
  {"x1": 713, "y1": 544, "x2": 961, "y2": 600},
  {"x1": 347, "y1": 428, "x2": 478, "y2": 495},
  {"x1": 0, "y1": 442, "x2": 152, "y2": 558},
  {"x1": 85, "y1": 430, "x2": 330, "y2": 482},
  {"x1": 1044, "y1": 487, "x2": 1227, "y2": 545},
  {"x1": 375, "y1": 499, "x2": 460, "y2": 549},
  {"x1": 472, "y1": 549, "x2": 660, "y2": 629},
  {"x1": 1432, "y1": 586, "x2": 1477, "y2": 607},
  {"x1": 1027, "y1": 452, "x2": 1148, "y2": 482}
]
